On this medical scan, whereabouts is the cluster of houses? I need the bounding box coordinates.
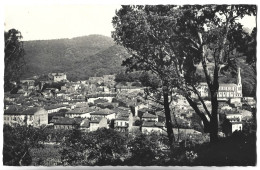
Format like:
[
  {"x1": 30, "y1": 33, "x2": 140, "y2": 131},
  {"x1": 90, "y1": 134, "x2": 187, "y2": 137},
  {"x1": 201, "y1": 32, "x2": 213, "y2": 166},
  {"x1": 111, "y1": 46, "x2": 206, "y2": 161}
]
[
  {"x1": 4, "y1": 71, "x2": 256, "y2": 138},
  {"x1": 4, "y1": 99, "x2": 171, "y2": 135}
]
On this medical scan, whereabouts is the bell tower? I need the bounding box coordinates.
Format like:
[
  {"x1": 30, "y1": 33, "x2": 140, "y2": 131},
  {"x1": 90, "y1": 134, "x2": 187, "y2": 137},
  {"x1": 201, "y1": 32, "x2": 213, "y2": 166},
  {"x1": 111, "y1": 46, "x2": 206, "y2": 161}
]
[
  {"x1": 236, "y1": 67, "x2": 242, "y2": 97},
  {"x1": 237, "y1": 67, "x2": 242, "y2": 86}
]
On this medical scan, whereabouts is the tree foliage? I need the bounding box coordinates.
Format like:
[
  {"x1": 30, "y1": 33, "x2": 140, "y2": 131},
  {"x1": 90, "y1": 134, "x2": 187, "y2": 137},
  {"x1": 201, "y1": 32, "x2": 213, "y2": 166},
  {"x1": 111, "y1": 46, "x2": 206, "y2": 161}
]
[
  {"x1": 60, "y1": 128, "x2": 127, "y2": 165},
  {"x1": 3, "y1": 125, "x2": 48, "y2": 165},
  {"x1": 4, "y1": 29, "x2": 26, "y2": 92},
  {"x1": 125, "y1": 132, "x2": 168, "y2": 165}
]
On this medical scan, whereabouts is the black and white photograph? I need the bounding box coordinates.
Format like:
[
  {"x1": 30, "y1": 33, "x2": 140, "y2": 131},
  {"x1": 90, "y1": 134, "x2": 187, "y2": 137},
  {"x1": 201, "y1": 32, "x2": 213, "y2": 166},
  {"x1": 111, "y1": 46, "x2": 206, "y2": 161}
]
[{"x1": 1, "y1": 0, "x2": 258, "y2": 167}]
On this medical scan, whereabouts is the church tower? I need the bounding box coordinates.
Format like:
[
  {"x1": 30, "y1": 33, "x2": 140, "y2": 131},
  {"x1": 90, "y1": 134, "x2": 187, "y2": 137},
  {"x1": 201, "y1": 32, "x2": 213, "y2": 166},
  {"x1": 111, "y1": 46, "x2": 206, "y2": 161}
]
[{"x1": 236, "y1": 67, "x2": 242, "y2": 97}]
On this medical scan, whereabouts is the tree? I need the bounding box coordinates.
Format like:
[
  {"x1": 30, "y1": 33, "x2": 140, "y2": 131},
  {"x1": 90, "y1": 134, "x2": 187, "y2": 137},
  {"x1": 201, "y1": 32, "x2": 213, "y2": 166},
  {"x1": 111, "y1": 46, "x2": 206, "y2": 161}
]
[
  {"x1": 125, "y1": 132, "x2": 168, "y2": 165},
  {"x1": 4, "y1": 29, "x2": 26, "y2": 92},
  {"x1": 112, "y1": 5, "x2": 256, "y2": 143},
  {"x1": 3, "y1": 125, "x2": 48, "y2": 165},
  {"x1": 60, "y1": 128, "x2": 127, "y2": 165}
]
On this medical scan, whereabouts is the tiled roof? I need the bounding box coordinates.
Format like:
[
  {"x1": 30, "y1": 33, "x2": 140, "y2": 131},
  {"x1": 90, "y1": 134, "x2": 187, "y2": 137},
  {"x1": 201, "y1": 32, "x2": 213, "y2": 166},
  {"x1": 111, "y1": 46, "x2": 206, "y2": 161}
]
[
  {"x1": 142, "y1": 112, "x2": 158, "y2": 118},
  {"x1": 90, "y1": 110, "x2": 110, "y2": 115},
  {"x1": 44, "y1": 104, "x2": 66, "y2": 110},
  {"x1": 115, "y1": 117, "x2": 128, "y2": 121},
  {"x1": 219, "y1": 83, "x2": 237, "y2": 87},
  {"x1": 21, "y1": 107, "x2": 43, "y2": 115},
  {"x1": 142, "y1": 121, "x2": 164, "y2": 127},
  {"x1": 138, "y1": 108, "x2": 152, "y2": 113},
  {"x1": 66, "y1": 107, "x2": 94, "y2": 114},
  {"x1": 54, "y1": 117, "x2": 83, "y2": 125},
  {"x1": 230, "y1": 122, "x2": 243, "y2": 124}
]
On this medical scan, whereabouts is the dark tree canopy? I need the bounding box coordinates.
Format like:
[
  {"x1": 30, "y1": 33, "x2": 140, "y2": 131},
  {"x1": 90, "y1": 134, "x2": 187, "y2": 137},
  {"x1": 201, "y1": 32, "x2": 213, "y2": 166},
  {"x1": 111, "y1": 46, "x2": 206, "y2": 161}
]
[
  {"x1": 4, "y1": 29, "x2": 26, "y2": 92},
  {"x1": 3, "y1": 125, "x2": 48, "y2": 166}
]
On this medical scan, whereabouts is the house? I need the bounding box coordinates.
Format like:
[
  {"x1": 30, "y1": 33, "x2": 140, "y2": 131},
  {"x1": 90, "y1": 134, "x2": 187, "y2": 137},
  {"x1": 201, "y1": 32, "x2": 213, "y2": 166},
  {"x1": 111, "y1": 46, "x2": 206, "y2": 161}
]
[
  {"x1": 53, "y1": 117, "x2": 84, "y2": 130},
  {"x1": 65, "y1": 107, "x2": 94, "y2": 118},
  {"x1": 89, "y1": 119, "x2": 100, "y2": 131},
  {"x1": 116, "y1": 86, "x2": 144, "y2": 93},
  {"x1": 90, "y1": 109, "x2": 115, "y2": 120},
  {"x1": 114, "y1": 117, "x2": 129, "y2": 132},
  {"x1": 222, "y1": 120, "x2": 243, "y2": 136},
  {"x1": 225, "y1": 111, "x2": 242, "y2": 122},
  {"x1": 137, "y1": 107, "x2": 153, "y2": 118},
  {"x1": 4, "y1": 107, "x2": 26, "y2": 126},
  {"x1": 134, "y1": 103, "x2": 149, "y2": 116},
  {"x1": 4, "y1": 107, "x2": 48, "y2": 127},
  {"x1": 89, "y1": 117, "x2": 109, "y2": 131},
  {"x1": 113, "y1": 107, "x2": 130, "y2": 119},
  {"x1": 222, "y1": 109, "x2": 243, "y2": 136},
  {"x1": 142, "y1": 112, "x2": 158, "y2": 122},
  {"x1": 49, "y1": 73, "x2": 67, "y2": 82},
  {"x1": 86, "y1": 93, "x2": 116, "y2": 103},
  {"x1": 49, "y1": 116, "x2": 64, "y2": 125},
  {"x1": 142, "y1": 121, "x2": 164, "y2": 134},
  {"x1": 44, "y1": 104, "x2": 68, "y2": 114}
]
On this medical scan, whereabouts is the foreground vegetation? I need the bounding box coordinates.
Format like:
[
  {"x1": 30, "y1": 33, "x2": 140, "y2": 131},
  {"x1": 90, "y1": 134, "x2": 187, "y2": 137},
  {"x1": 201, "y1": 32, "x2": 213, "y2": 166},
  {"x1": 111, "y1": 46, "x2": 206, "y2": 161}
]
[{"x1": 3, "y1": 125, "x2": 256, "y2": 166}]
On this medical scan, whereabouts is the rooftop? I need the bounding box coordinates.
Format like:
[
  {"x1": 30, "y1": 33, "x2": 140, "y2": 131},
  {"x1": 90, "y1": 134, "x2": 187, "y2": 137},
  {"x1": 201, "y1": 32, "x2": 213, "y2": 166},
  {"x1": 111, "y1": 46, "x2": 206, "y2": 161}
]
[
  {"x1": 142, "y1": 121, "x2": 164, "y2": 127},
  {"x1": 142, "y1": 112, "x2": 158, "y2": 118},
  {"x1": 21, "y1": 107, "x2": 44, "y2": 115},
  {"x1": 54, "y1": 117, "x2": 83, "y2": 125}
]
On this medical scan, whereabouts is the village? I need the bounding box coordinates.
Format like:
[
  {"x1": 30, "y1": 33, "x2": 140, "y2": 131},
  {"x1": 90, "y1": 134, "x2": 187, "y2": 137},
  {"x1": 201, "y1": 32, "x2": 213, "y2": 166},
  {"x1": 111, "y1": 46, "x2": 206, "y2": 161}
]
[{"x1": 4, "y1": 68, "x2": 256, "y2": 140}]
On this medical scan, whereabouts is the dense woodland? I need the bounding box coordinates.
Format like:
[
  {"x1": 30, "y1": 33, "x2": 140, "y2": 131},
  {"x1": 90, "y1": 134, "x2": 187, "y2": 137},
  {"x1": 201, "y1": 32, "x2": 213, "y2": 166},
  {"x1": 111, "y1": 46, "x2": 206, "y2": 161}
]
[{"x1": 22, "y1": 35, "x2": 128, "y2": 81}]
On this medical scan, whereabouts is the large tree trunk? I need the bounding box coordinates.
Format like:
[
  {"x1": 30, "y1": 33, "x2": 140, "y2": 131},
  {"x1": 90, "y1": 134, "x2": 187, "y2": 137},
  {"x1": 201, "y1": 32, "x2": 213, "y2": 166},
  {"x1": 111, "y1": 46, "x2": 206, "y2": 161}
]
[
  {"x1": 162, "y1": 87, "x2": 175, "y2": 146},
  {"x1": 209, "y1": 113, "x2": 219, "y2": 143},
  {"x1": 210, "y1": 81, "x2": 219, "y2": 143}
]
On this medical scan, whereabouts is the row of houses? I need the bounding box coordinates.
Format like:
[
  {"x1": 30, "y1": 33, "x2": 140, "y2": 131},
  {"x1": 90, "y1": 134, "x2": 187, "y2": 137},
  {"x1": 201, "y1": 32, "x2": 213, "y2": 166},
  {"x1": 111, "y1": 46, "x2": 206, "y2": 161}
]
[{"x1": 4, "y1": 107, "x2": 48, "y2": 127}]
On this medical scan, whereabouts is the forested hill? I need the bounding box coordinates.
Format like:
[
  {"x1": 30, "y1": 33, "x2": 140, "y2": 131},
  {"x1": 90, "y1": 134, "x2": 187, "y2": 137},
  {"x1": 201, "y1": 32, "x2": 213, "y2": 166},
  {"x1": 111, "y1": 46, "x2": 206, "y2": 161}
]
[{"x1": 22, "y1": 35, "x2": 127, "y2": 81}]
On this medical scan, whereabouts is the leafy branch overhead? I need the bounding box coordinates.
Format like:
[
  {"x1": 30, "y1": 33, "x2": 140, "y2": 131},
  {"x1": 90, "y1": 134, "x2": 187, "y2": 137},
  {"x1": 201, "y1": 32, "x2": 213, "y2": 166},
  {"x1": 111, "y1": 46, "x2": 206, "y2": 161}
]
[{"x1": 112, "y1": 5, "x2": 256, "y2": 143}]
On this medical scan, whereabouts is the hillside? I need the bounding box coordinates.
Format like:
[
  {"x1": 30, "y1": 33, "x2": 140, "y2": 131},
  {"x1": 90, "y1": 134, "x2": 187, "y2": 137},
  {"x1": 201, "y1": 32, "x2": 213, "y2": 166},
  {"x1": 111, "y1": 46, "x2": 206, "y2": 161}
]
[
  {"x1": 68, "y1": 44, "x2": 128, "y2": 81},
  {"x1": 22, "y1": 35, "x2": 125, "y2": 80}
]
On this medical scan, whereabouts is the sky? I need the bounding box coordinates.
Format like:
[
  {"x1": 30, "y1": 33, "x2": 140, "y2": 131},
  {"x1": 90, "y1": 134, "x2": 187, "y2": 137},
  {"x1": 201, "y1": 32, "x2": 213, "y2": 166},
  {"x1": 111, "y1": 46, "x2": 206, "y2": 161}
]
[
  {"x1": 4, "y1": 4, "x2": 121, "y2": 41},
  {"x1": 4, "y1": 2, "x2": 257, "y2": 41}
]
